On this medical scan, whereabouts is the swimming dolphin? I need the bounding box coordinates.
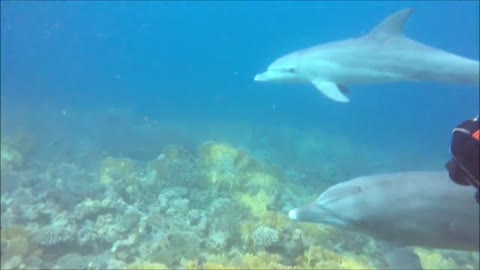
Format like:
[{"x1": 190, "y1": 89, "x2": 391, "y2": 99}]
[
  {"x1": 254, "y1": 8, "x2": 480, "y2": 102},
  {"x1": 288, "y1": 171, "x2": 479, "y2": 269}
]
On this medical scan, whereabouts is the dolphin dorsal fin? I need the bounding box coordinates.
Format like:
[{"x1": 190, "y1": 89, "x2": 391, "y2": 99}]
[{"x1": 366, "y1": 8, "x2": 414, "y2": 41}]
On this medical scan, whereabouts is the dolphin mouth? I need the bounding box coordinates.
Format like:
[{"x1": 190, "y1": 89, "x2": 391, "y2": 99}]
[
  {"x1": 288, "y1": 203, "x2": 325, "y2": 223},
  {"x1": 254, "y1": 72, "x2": 270, "y2": 81},
  {"x1": 288, "y1": 203, "x2": 350, "y2": 228},
  {"x1": 288, "y1": 208, "x2": 300, "y2": 220}
]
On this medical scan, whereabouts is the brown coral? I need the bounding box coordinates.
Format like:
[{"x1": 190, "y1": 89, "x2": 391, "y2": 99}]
[{"x1": 0, "y1": 226, "x2": 30, "y2": 259}]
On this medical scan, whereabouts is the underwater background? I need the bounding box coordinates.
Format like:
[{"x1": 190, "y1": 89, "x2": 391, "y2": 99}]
[{"x1": 1, "y1": 1, "x2": 479, "y2": 269}]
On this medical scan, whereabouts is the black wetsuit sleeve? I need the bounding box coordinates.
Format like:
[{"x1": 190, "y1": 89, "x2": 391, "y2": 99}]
[{"x1": 451, "y1": 119, "x2": 480, "y2": 183}]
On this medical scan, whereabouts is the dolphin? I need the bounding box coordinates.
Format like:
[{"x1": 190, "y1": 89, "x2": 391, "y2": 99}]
[
  {"x1": 288, "y1": 171, "x2": 479, "y2": 269},
  {"x1": 254, "y1": 8, "x2": 480, "y2": 102}
]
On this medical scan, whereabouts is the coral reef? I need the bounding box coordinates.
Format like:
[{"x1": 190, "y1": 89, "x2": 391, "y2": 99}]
[
  {"x1": 1, "y1": 139, "x2": 477, "y2": 270},
  {"x1": 149, "y1": 144, "x2": 205, "y2": 189},
  {"x1": 252, "y1": 225, "x2": 280, "y2": 250},
  {"x1": 295, "y1": 245, "x2": 372, "y2": 269},
  {"x1": 0, "y1": 131, "x2": 33, "y2": 171},
  {"x1": 125, "y1": 262, "x2": 168, "y2": 270},
  {"x1": 53, "y1": 253, "x2": 91, "y2": 270},
  {"x1": 1, "y1": 226, "x2": 30, "y2": 259},
  {"x1": 0, "y1": 142, "x2": 23, "y2": 170},
  {"x1": 32, "y1": 224, "x2": 74, "y2": 247},
  {"x1": 99, "y1": 156, "x2": 136, "y2": 185},
  {"x1": 415, "y1": 248, "x2": 480, "y2": 270},
  {"x1": 197, "y1": 141, "x2": 256, "y2": 193}
]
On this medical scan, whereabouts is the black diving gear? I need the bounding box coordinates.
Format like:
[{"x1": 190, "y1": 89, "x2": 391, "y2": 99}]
[{"x1": 445, "y1": 115, "x2": 479, "y2": 203}]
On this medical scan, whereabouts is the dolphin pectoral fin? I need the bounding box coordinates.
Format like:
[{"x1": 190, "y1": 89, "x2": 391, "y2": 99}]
[
  {"x1": 337, "y1": 84, "x2": 350, "y2": 94},
  {"x1": 311, "y1": 80, "x2": 350, "y2": 102},
  {"x1": 377, "y1": 241, "x2": 423, "y2": 270}
]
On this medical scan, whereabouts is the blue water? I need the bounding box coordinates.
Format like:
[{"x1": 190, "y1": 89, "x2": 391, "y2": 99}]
[
  {"x1": 2, "y1": 1, "x2": 478, "y2": 152},
  {"x1": 1, "y1": 1, "x2": 479, "y2": 269}
]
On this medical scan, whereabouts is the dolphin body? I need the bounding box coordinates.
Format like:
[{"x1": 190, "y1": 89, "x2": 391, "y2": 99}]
[
  {"x1": 254, "y1": 8, "x2": 480, "y2": 102},
  {"x1": 288, "y1": 171, "x2": 479, "y2": 268}
]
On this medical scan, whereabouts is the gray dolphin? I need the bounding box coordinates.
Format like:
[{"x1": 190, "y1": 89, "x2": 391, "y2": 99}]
[
  {"x1": 254, "y1": 8, "x2": 479, "y2": 102},
  {"x1": 288, "y1": 171, "x2": 479, "y2": 268}
]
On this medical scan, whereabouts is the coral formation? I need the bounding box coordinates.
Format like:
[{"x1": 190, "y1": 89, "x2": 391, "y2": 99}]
[
  {"x1": 0, "y1": 141, "x2": 23, "y2": 170},
  {"x1": 32, "y1": 225, "x2": 74, "y2": 247},
  {"x1": 1, "y1": 138, "x2": 477, "y2": 270},
  {"x1": 1, "y1": 226, "x2": 30, "y2": 259},
  {"x1": 149, "y1": 144, "x2": 205, "y2": 188},
  {"x1": 295, "y1": 245, "x2": 372, "y2": 269},
  {"x1": 197, "y1": 141, "x2": 254, "y2": 193},
  {"x1": 236, "y1": 190, "x2": 275, "y2": 219},
  {"x1": 0, "y1": 225, "x2": 36, "y2": 269},
  {"x1": 53, "y1": 253, "x2": 90, "y2": 270},
  {"x1": 415, "y1": 248, "x2": 479, "y2": 270},
  {"x1": 252, "y1": 225, "x2": 280, "y2": 250},
  {"x1": 125, "y1": 262, "x2": 169, "y2": 270},
  {"x1": 99, "y1": 156, "x2": 136, "y2": 185}
]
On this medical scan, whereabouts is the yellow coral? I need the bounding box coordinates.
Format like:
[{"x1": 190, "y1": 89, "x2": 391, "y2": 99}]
[
  {"x1": 8, "y1": 238, "x2": 29, "y2": 258},
  {"x1": 197, "y1": 141, "x2": 281, "y2": 195},
  {"x1": 198, "y1": 142, "x2": 253, "y2": 193},
  {"x1": 240, "y1": 212, "x2": 290, "y2": 240},
  {"x1": 125, "y1": 262, "x2": 169, "y2": 270},
  {"x1": 202, "y1": 252, "x2": 297, "y2": 269},
  {"x1": 262, "y1": 212, "x2": 291, "y2": 231},
  {"x1": 99, "y1": 156, "x2": 135, "y2": 184},
  {"x1": 205, "y1": 252, "x2": 288, "y2": 269},
  {"x1": 339, "y1": 256, "x2": 372, "y2": 270},
  {"x1": 180, "y1": 259, "x2": 198, "y2": 270},
  {"x1": 203, "y1": 262, "x2": 238, "y2": 270},
  {"x1": 415, "y1": 248, "x2": 460, "y2": 270},
  {"x1": 198, "y1": 142, "x2": 247, "y2": 166},
  {"x1": 298, "y1": 222, "x2": 341, "y2": 245},
  {"x1": 241, "y1": 252, "x2": 291, "y2": 269},
  {"x1": 0, "y1": 226, "x2": 30, "y2": 259},
  {"x1": 187, "y1": 259, "x2": 248, "y2": 270},
  {"x1": 296, "y1": 246, "x2": 371, "y2": 269},
  {"x1": 244, "y1": 171, "x2": 278, "y2": 189},
  {"x1": 201, "y1": 254, "x2": 241, "y2": 269},
  {"x1": 235, "y1": 190, "x2": 274, "y2": 219}
]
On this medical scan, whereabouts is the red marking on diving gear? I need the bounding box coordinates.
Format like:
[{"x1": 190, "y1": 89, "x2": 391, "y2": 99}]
[{"x1": 472, "y1": 129, "x2": 480, "y2": 141}]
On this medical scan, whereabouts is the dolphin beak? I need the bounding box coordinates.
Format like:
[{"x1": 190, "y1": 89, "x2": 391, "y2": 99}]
[
  {"x1": 288, "y1": 202, "x2": 324, "y2": 223},
  {"x1": 254, "y1": 72, "x2": 270, "y2": 82},
  {"x1": 288, "y1": 208, "x2": 301, "y2": 220}
]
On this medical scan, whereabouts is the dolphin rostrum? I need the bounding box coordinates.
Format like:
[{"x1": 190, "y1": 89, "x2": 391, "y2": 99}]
[
  {"x1": 288, "y1": 171, "x2": 479, "y2": 269},
  {"x1": 254, "y1": 8, "x2": 479, "y2": 102}
]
